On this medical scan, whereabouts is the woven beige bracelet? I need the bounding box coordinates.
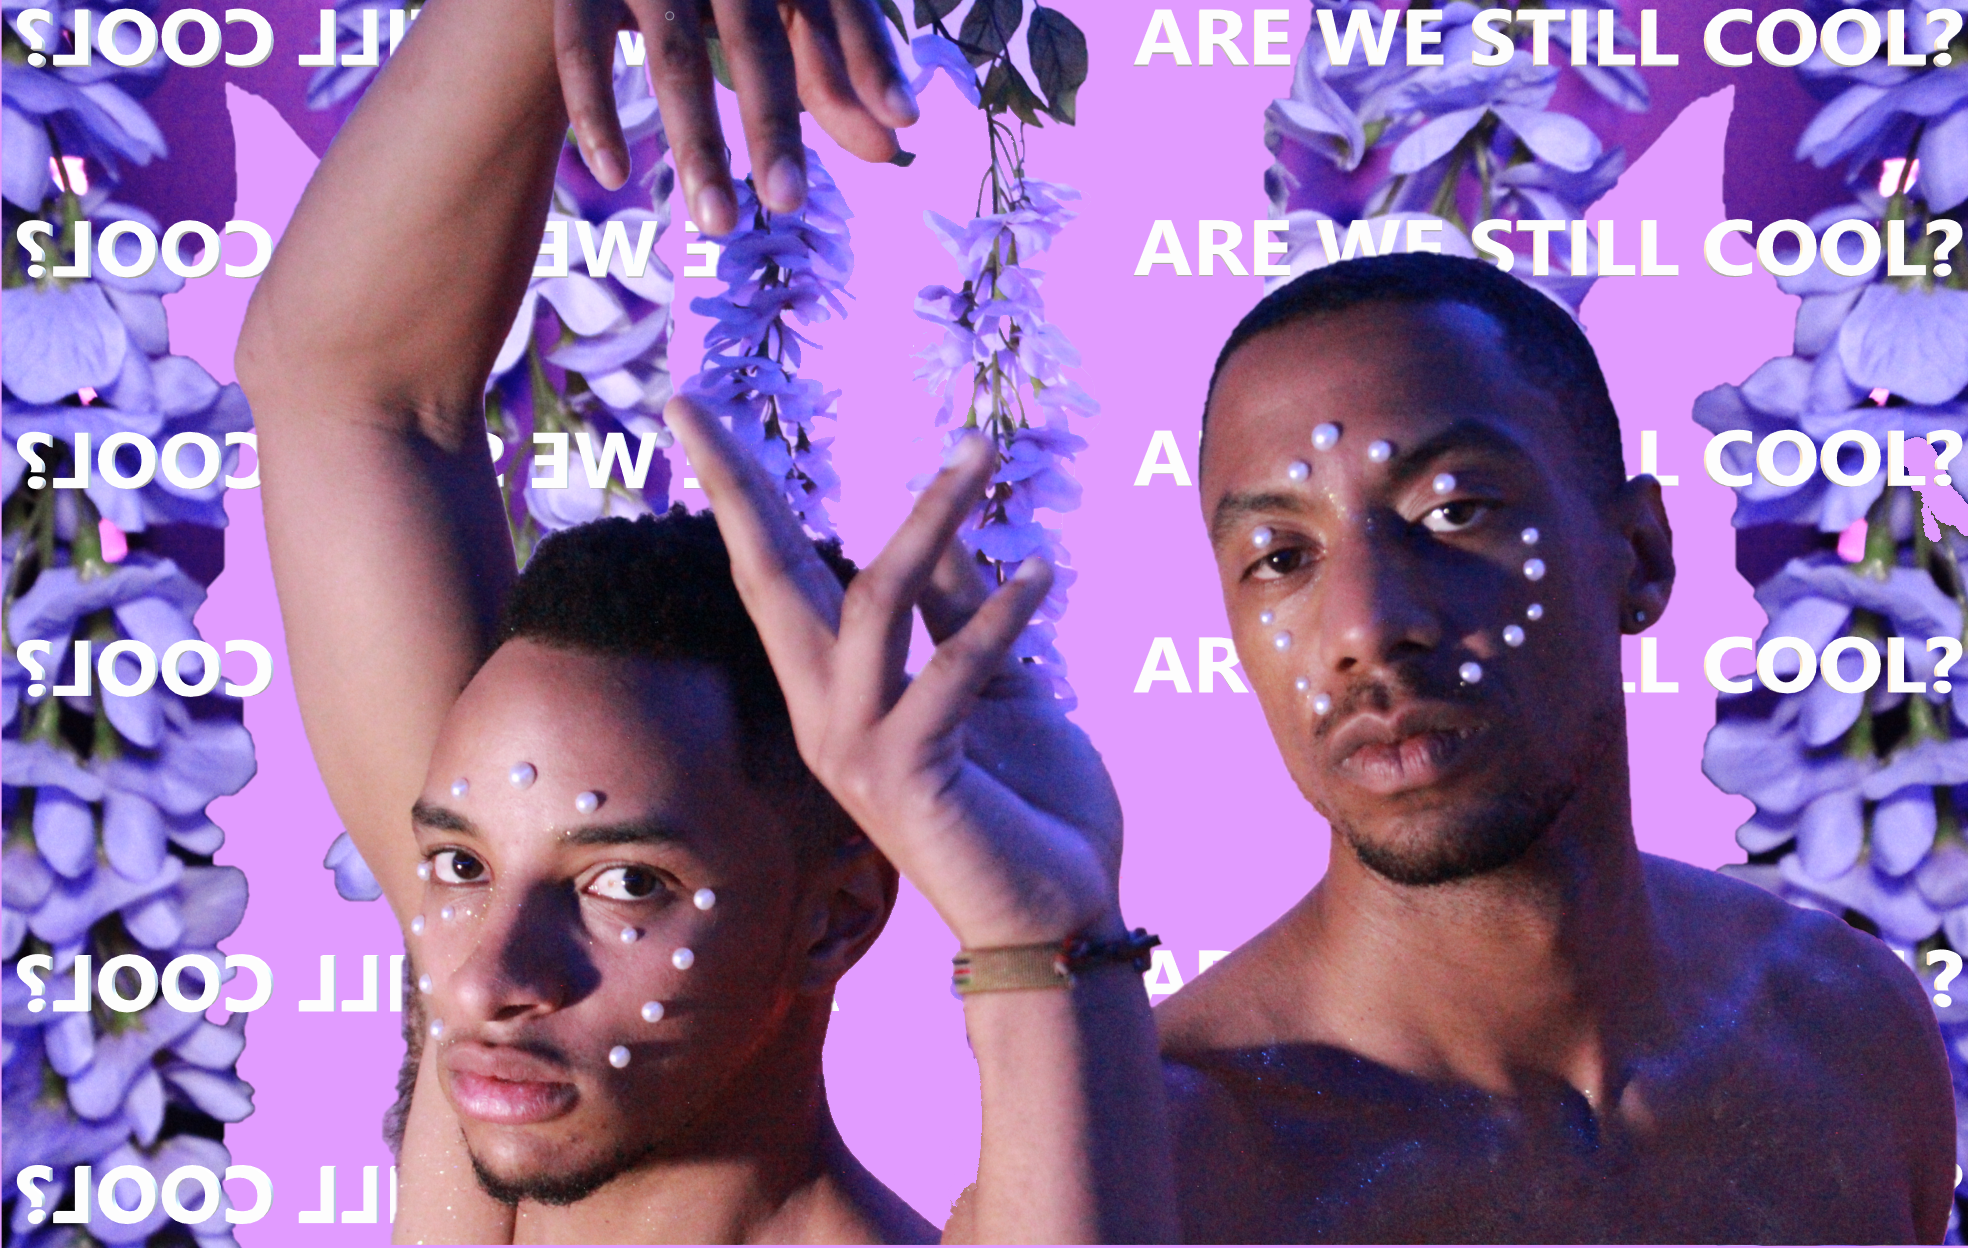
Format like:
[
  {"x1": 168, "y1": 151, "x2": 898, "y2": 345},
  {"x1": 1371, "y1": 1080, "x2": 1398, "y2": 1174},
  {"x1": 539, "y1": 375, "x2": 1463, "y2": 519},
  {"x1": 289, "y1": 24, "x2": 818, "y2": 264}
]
[{"x1": 951, "y1": 928, "x2": 1161, "y2": 995}]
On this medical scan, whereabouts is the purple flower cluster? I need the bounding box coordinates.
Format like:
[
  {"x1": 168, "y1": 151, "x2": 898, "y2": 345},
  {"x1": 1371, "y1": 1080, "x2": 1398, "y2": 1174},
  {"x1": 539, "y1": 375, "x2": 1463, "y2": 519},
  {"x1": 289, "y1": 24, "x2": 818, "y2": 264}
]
[
  {"x1": 680, "y1": 148, "x2": 852, "y2": 538},
  {"x1": 914, "y1": 177, "x2": 1094, "y2": 705},
  {"x1": 4, "y1": 7, "x2": 259, "y2": 1238},
  {"x1": 1264, "y1": 0, "x2": 1644, "y2": 307}
]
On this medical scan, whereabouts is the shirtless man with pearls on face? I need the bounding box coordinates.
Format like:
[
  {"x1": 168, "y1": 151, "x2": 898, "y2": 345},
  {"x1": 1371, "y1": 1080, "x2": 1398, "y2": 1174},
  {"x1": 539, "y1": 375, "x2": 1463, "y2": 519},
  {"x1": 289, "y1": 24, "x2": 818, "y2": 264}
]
[
  {"x1": 236, "y1": 0, "x2": 1174, "y2": 1240},
  {"x1": 1150, "y1": 253, "x2": 1957, "y2": 1243}
]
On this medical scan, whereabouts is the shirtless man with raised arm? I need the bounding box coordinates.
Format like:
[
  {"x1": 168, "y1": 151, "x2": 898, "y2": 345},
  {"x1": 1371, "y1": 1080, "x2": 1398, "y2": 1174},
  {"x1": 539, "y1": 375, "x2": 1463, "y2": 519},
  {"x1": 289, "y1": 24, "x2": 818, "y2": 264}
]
[
  {"x1": 235, "y1": 0, "x2": 1173, "y2": 1240},
  {"x1": 1150, "y1": 253, "x2": 1956, "y2": 1242}
]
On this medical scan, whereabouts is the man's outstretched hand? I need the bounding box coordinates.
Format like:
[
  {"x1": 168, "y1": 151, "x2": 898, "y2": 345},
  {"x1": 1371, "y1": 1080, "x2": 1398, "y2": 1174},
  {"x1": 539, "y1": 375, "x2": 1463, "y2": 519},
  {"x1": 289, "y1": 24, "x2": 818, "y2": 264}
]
[
  {"x1": 554, "y1": 0, "x2": 919, "y2": 233},
  {"x1": 666, "y1": 396, "x2": 1125, "y2": 950}
]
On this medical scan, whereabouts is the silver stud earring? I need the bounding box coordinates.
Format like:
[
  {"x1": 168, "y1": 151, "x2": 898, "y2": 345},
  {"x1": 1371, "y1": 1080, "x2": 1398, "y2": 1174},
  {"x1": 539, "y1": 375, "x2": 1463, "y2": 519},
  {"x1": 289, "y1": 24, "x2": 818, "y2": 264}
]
[
  {"x1": 1634, "y1": 609, "x2": 1648, "y2": 623},
  {"x1": 1503, "y1": 625, "x2": 1526, "y2": 648},
  {"x1": 509, "y1": 762, "x2": 536, "y2": 789},
  {"x1": 1459, "y1": 661, "x2": 1484, "y2": 684},
  {"x1": 608, "y1": 1045, "x2": 631, "y2": 1069},
  {"x1": 1311, "y1": 423, "x2": 1341, "y2": 451},
  {"x1": 450, "y1": 778, "x2": 469, "y2": 798},
  {"x1": 1286, "y1": 460, "x2": 1310, "y2": 482},
  {"x1": 693, "y1": 888, "x2": 716, "y2": 911},
  {"x1": 574, "y1": 791, "x2": 601, "y2": 814},
  {"x1": 641, "y1": 1000, "x2": 666, "y2": 1023},
  {"x1": 672, "y1": 947, "x2": 695, "y2": 971},
  {"x1": 1367, "y1": 440, "x2": 1393, "y2": 463},
  {"x1": 1523, "y1": 558, "x2": 1546, "y2": 582}
]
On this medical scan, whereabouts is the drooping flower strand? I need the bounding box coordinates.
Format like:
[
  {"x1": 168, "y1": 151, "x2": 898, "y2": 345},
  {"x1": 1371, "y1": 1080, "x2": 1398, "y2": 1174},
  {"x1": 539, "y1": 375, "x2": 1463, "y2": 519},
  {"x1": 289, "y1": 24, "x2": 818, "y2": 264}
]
[{"x1": 681, "y1": 149, "x2": 853, "y2": 538}]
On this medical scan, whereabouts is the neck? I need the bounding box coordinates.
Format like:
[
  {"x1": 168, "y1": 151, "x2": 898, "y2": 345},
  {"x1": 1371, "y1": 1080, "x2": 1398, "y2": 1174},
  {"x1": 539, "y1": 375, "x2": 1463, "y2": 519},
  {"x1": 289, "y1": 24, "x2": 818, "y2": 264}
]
[
  {"x1": 514, "y1": 1005, "x2": 873, "y2": 1244},
  {"x1": 1296, "y1": 742, "x2": 1665, "y2": 1103}
]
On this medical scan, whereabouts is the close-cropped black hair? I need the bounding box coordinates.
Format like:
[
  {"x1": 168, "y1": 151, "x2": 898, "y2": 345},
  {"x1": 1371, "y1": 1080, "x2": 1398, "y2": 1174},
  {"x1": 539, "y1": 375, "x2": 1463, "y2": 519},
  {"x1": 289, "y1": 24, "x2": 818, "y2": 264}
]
[
  {"x1": 496, "y1": 506, "x2": 861, "y2": 864},
  {"x1": 1202, "y1": 253, "x2": 1627, "y2": 497}
]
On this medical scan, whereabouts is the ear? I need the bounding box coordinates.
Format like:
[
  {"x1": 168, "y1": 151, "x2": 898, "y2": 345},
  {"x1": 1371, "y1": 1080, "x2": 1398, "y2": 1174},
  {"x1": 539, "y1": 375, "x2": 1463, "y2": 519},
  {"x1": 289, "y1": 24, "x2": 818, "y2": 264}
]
[
  {"x1": 794, "y1": 837, "x2": 899, "y2": 998},
  {"x1": 1613, "y1": 474, "x2": 1675, "y2": 634}
]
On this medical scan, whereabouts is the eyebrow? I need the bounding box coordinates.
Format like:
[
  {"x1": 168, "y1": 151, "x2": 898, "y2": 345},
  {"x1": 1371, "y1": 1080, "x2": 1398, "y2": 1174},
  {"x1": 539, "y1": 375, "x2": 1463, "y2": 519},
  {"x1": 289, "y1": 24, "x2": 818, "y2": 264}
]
[
  {"x1": 411, "y1": 801, "x2": 474, "y2": 835},
  {"x1": 1383, "y1": 420, "x2": 1531, "y2": 489},
  {"x1": 409, "y1": 802, "x2": 690, "y2": 849},
  {"x1": 1209, "y1": 489, "x2": 1306, "y2": 548}
]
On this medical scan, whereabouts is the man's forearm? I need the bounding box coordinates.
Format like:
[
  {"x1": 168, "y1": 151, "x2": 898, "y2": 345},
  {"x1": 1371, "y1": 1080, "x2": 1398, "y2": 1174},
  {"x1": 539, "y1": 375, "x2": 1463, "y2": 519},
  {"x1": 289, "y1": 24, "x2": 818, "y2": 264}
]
[
  {"x1": 237, "y1": 0, "x2": 567, "y2": 436},
  {"x1": 963, "y1": 957, "x2": 1176, "y2": 1243}
]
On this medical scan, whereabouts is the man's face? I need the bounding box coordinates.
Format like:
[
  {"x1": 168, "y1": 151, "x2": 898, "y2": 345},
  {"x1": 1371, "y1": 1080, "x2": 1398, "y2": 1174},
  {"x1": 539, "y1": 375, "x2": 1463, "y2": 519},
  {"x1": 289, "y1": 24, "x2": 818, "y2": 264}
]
[
  {"x1": 1201, "y1": 300, "x2": 1645, "y2": 885},
  {"x1": 410, "y1": 640, "x2": 821, "y2": 1202}
]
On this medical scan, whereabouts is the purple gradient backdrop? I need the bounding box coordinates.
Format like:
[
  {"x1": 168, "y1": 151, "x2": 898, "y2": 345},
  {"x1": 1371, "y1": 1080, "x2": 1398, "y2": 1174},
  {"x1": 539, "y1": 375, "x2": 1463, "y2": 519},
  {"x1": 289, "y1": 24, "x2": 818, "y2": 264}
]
[{"x1": 146, "y1": 3, "x2": 1832, "y2": 1233}]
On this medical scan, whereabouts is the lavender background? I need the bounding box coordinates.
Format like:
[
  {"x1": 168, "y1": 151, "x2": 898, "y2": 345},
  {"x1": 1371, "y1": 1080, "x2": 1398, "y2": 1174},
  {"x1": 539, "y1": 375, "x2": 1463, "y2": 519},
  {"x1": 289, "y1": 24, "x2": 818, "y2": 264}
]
[{"x1": 108, "y1": 0, "x2": 1951, "y2": 1231}]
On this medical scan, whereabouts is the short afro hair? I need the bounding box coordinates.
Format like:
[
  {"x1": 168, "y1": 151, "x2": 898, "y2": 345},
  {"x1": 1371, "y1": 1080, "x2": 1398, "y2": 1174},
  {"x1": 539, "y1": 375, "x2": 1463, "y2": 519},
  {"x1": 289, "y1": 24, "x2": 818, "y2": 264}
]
[
  {"x1": 496, "y1": 506, "x2": 861, "y2": 865},
  {"x1": 1202, "y1": 253, "x2": 1626, "y2": 498}
]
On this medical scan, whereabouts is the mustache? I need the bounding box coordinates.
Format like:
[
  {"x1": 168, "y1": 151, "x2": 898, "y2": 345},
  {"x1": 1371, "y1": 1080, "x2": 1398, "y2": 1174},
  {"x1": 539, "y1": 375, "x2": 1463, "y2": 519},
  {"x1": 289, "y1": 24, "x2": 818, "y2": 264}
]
[
  {"x1": 1313, "y1": 659, "x2": 1495, "y2": 739},
  {"x1": 465, "y1": 1034, "x2": 575, "y2": 1070}
]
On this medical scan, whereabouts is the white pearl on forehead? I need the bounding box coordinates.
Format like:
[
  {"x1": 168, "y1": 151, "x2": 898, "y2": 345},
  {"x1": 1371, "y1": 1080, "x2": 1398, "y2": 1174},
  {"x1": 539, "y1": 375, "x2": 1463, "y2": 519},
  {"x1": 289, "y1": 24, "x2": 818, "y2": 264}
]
[
  {"x1": 509, "y1": 762, "x2": 536, "y2": 789},
  {"x1": 1459, "y1": 661, "x2": 1484, "y2": 684},
  {"x1": 1368, "y1": 440, "x2": 1393, "y2": 463},
  {"x1": 450, "y1": 778, "x2": 469, "y2": 798},
  {"x1": 418, "y1": 973, "x2": 432, "y2": 993},
  {"x1": 620, "y1": 926, "x2": 640, "y2": 944},
  {"x1": 1313, "y1": 693, "x2": 1332, "y2": 716},
  {"x1": 693, "y1": 888, "x2": 716, "y2": 911},
  {"x1": 1311, "y1": 423, "x2": 1341, "y2": 451},
  {"x1": 416, "y1": 861, "x2": 431, "y2": 881},
  {"x1": 1251, "y1": 526, "x2": 1274, "y2": 548},
  {"x1": 1503, "y1": 625, "x2": 1526, "y2": 648},
  {"x1": 608, "y1": 1045, "x2": 631, "y2": 1069},
  {"x1": 1521, "y1": 527, "x2": 1540, "y2": 546},
  {"x1": 1287, "y1": 460, "x2": 1310, "y2": 482},
  {"x1": 1432, "y1": 473, "x2": 1456, "y2": 495},
  {"x1": 1527, "y1": 603, "x2": 1545, "y2": 620},
  {"x1": 641, "y1": 1000, "x2": 666, "y2": 1023},
  {"x1": 1259, "y1": 610, "x2": 1275, "y2": 626},
  {"x1": 672, "y1": 947, "x2": 695, "y2": 971},
  {"x1": 1523, "y1": 558, "x2": 1547, "y2": 582},
  {"x1": 428, "y1": 1018, "x2": 444, "y2": 1038},
  {"x1": 574, "y1": 791, "x2": 600, "y2": 814},
  {"x1": 1272, "y1": 631, "x2": 1293, "y2": 652},
  {"x1": 410, "y1": 915, "x2": 425, "y2": 935}
]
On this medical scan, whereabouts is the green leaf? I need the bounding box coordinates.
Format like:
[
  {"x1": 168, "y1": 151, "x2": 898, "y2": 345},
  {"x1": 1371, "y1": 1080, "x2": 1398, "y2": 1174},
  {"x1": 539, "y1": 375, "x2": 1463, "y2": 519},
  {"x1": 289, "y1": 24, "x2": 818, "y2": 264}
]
[
  {"x1": 880, "y1": 0, "x2": 910, "y2": 39},
  {"x1": 981, "y1": 59, "x2": 1047, "y2": 127},
  {"x1": 706, "y1": 31, "x2": 734, "y2": 90},
  {"x1": 915, "y1": 0, "x2": 960, "y2": 26},
  {"x1": 958, "y1": 0, "x2": 1023, "y2": 66},
  {"x1": 1027, "y1": 7, "x2": 1086, "y2": 125}
]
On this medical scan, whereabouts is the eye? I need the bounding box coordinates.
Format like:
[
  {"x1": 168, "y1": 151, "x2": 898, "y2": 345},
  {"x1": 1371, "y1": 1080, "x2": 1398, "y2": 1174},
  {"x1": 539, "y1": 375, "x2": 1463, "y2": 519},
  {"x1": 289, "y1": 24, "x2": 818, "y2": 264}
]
[
  {"x1": 586, "y1": 866, "x2": 664, "y2": 902},
  {"x1": 1248, "y1": 544, "x2": 1313, "y2": 581},
  {"x1": 1421, "y1": 499, "x2": 1490, "y2": 534},
  {"x1": 431, "y1": 849, "x2": 487, "y2": 885}
]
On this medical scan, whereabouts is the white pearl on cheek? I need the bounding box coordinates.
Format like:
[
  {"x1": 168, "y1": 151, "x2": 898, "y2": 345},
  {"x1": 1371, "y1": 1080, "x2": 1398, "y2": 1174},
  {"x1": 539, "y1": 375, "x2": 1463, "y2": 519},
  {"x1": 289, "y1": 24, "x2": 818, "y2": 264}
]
[
  {"x1": 1311, "y1": 423, "x2": 1341, "y2": 451},
  {"x1": 1294, "y1": 676, "x2": 1309, "y2": 693},
  {"x1": 508, "y1": 762, "x2": 536, "y2": 789},
  {"x1": 1432, "y1": 472, "x2": 1456, "y2": 495},
  {"x1": 620, "y1": 926, "x2": 640, "y2": 944},
  {"x1": 419, "y1": 973, "x2": 432, "y2": 993},
  {"x1": 1521, "y1": 527, "x2": 1540, "y2": 546},
  {"x1": 1251, "y1": 526, "x2": 1274, "y2": 549},
  {"x1": 1368, "y1": 440, "x2": 1393, "y2": 463},
  {"x1": 450, "y1": 778, "x2": 469, "y2": 798},
  {"x1": 574, "y1": 791, "x2": 600, "y2": 814},
  {"x1": 693, "y1": 888, "x2": 716, "y2": 911},
  {"x1": 1503, "y1": 625, "x2": 1526, "y2": 648},
  {"x1": 410, "y1": 915, "x2": 425, "y2": 935},
  {"x1": 1259, "y1": 610, "x2": 1275, "y2": 626},
  {"x1": 1523, "y1": 558, "x2": 1546, "y2": 581},
  {"x1": 439, "y1": 905, "x2": 454, "y2": 921},
  {"x1": 1312, "y1": 693, "x2": 1332, "y2": 716},
  {"x1": 1272, "y1": 631, "x2": 1293, "y2": 652},
  {"x1": 428, "y1": 1018, "x2": 444, "y2": 1038},
  {"x1": 1459, "y1": 661, "x2": 1484, "y2": 684},
  {"x1": 672, "y1": 947, "x2": 695, "y2": 971},
  {"x1": 1286, "y1": 460, "x2": 1310, "y2": 482},
  {"x1": 416, "y1": 862, "x2": 431, "y2": 881},
  {"x1": 641, "y1": 1000, "x2": 666, "y2": 1023},
  {"x1": 608, "y1": 1045, "x2": 631, "y2": 1069},
  {"x1": 1527, "y1": 603, "x2": 1545, "y2": 620}
]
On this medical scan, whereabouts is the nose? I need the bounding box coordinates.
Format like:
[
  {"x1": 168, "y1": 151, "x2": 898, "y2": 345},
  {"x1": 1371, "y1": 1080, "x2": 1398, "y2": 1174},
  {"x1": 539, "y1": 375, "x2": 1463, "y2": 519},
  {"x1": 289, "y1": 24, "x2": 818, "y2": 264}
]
[
  {"x1": 1312, "y1": 509, "x2": 1447, "y2": 679},
  {"x1": 444, "y1": 880, "x2": 596, "y2": 1026}
]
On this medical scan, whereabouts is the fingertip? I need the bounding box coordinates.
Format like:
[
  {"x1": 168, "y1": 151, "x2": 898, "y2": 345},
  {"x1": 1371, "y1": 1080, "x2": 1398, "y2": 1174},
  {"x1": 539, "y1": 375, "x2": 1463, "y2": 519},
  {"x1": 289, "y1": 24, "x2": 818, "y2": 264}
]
[
  {"x1": 942, "y1": 430, "x2": 992, "y2": 471},
  {"x1": 586, "y1": 143, "x2": 629, "y2": 190},
  {"x1": 882, "y1": 82, "x2": 920, "y2": 128},
  {"x1": 760, "y1": 154, "x2": 807, "y2": 214},
  {"x1": 692, "y1": 179, "x2": 739, "y2": 235},
  {"x1": 1012, "y1": 555, "x2": 1052, "y2": 585}
]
